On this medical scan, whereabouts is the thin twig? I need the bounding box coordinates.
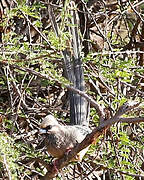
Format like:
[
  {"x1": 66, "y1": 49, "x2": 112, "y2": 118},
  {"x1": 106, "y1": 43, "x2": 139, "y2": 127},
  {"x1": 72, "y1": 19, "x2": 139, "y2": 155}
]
[{"x1": 3, "y1": 154, "x2": 12, "y2": 180}]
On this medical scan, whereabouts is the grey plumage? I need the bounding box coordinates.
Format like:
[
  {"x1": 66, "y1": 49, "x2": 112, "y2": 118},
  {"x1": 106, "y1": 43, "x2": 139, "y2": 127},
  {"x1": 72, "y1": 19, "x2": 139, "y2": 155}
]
[{"x1": 40, "y1": 115, "x2": 91, "y2": 160}]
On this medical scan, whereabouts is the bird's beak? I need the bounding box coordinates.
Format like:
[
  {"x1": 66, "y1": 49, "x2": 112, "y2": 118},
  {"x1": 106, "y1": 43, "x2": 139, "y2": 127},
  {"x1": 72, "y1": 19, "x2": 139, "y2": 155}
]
[{"x1": 39, "y1": 129, "x2": 47, "y2": 134}]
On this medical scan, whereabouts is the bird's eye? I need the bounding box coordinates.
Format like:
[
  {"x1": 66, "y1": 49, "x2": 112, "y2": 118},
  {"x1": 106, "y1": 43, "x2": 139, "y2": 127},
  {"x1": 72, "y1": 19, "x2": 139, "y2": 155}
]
[{"x1": 45, "y1": 125, "x2": 52, "y2": 131}]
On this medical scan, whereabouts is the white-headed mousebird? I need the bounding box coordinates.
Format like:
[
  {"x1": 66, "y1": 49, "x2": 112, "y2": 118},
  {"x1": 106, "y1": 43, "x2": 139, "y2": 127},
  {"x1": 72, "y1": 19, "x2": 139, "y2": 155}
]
[{"x1": 39, "y1": 115, "x2": 91, "y2": 164}]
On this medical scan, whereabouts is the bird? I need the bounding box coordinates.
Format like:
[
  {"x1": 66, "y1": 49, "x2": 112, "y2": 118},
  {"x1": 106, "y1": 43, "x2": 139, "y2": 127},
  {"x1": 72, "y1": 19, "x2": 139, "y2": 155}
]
[{"x1": 39, "y1": 114, "x2": 91, "y2": 161}]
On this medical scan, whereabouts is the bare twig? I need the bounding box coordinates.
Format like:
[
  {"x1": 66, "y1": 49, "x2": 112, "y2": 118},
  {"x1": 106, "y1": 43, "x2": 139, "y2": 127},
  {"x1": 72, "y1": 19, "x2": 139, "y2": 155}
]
[
  {"x1": 94, "y1": 163, "x2": 144, "y2": 178},
  {"x1": 128, "y1": 0, "x2": 144, "y2": 23},
  {"x1": 121, "y1": 81, "x2": 144, "y2": 96},
  {"x1": 18, "y1": 157, "x2": 51, "y2": 170},
  {"x1": 3, "y1": 154, "x2": 12, "y2": 180}
]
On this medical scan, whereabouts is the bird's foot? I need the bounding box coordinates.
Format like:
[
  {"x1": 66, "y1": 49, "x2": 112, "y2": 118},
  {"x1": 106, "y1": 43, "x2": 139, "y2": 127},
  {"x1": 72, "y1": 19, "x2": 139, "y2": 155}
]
[{"x1": 53, "y1": 159, "x2": 59, "y2": 173}]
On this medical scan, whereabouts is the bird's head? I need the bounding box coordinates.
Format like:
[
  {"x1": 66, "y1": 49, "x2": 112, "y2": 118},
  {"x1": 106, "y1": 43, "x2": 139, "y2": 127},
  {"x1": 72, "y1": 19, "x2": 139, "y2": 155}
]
[{"x1": 39, "y1": 115, "x2": 60, "y2": 134}]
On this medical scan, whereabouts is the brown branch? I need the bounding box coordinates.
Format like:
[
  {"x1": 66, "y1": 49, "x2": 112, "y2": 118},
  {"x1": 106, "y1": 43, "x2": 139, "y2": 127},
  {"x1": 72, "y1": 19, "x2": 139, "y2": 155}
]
[{"x1": 119, "y1": 117, "x2": 144, "y2": 123}]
